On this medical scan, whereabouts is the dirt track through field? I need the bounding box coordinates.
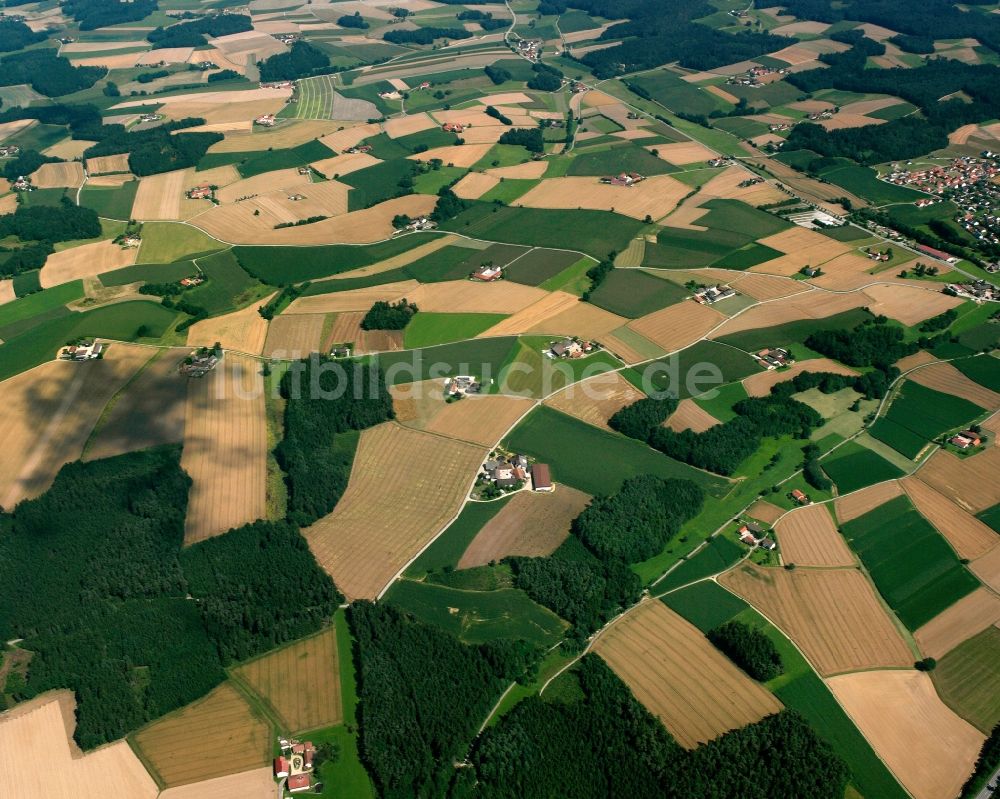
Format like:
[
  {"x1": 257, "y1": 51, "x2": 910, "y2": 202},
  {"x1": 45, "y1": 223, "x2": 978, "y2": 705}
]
[
  {"x1": 774, "y1": 504, "x2": 855, "y2": 567},
  {"x1": 0, "y1": 691, "x2": 158, "y2": 799},
  {"x1": 720, "y1": 562, "x2": 912, "y2": 675},
  {"x1": 593, "y1": 601, "x2": 782, "y2": 748},
  {"x1": 901, "y1": 477, "x2": 999, "y2": 560},
  {"x1": 834, "y1": 481, "x2": 903, "y2": 524},
  {"x1": 458, "y1": 487, "x2": 590, "y2": 568},
  {"x1": 915, "y1": 588, "x2": 1000, "y2": 660},
  {"x1": 827, "y1": 670, "x2": 984, "y2": 799},
  {"x1": 545, "y1": 371, "x2": 645, "y2": 431},
  {"x1": 0, "y1": 346, "x2": 154, "y2": 509},
  {"x1": 305, "y1": 423, "x2": 486, "y2": 600},
  {"x1": 180, "y1": 354, "x2": 267, "y2": 545}
]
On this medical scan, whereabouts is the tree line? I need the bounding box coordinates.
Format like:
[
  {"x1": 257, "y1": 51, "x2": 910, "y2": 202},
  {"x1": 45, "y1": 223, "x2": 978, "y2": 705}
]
[
  {"x1": 147, "y1": 13, "x2": 252, "y2": 49},
  {"x1": 0, "y1": 200, "x2": 102, "y2": 277}
]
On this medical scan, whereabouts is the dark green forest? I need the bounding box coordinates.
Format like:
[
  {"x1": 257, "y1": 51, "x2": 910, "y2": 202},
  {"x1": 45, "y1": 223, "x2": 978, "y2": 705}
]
[
  {"x1": 707, "y1": 621, "x2": 784, "y2": 682},
  {"x1": 0, "y1": 200, "x2": 102, "y2": 276},
  {"x1": 259, "y1": 40, "x2": 332, "y2": 81},
  {"x1": 361, "y1": 299, "x2": 418, "y2": 330},
  {"x1": 147, "y1": 13, "x2": 252, "y2": 49}
]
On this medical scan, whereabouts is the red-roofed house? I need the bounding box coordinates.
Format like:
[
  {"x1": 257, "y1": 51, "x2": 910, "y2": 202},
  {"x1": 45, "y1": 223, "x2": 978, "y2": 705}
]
[
  {"x1": 274, "y1": 756, "x2": 289, "y2": 778},
  {"x1": 532, "y1": 463, "x2": 553, "y2": 492},
  {"x1": 472, "y1": 264, "x2": 502, "y2": 281},
  {"x1": 791, "y1": 489, "x2": 809, "y2": 505},
  {"x1": 288, "y1": 773, "x2": 311, "y2": 792}
]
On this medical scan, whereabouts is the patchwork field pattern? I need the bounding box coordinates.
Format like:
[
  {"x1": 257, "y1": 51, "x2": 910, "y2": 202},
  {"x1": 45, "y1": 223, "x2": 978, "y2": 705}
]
[
  {"x1": 544, "y1": 371, "x2": 646, "y2": 430},
  {"x1": 664, "y1": 398, "x2": 721, "y2": 433},
  {"x1": 720, "y1": 563, "x2": 912, "y2": 675},
  {"x1": 834, "y1": 481, "x2": 903, "y2": 524},
  {"x1": 305, "y1": 423, "x2": 486, "y2": 600},
  {"x1": 916, "y1": 448, "x2": 1000, "y2": 514},
  {"x1": 40, "y1": 239, "x2": 137, "y2": 288},
  {"x1": 593, "y1": 601, "x2": 782, "y2": 749},
  {"x1": 915, "y1": 588, "x2": 1000, "y2": 660},
  {"x1": 901, "y1": 477, "x2": 999, "y2": 560},
  {"x1": 906, "y1": 360, "x2": 1000, "y2": 411},
  {"x1": 934, "y1": 626, "x2": 1000, "y2": 733}
]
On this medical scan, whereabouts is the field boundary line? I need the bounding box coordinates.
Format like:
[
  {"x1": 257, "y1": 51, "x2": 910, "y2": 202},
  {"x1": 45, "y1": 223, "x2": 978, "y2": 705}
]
[{"x1": 80, "y1": 346, "x2": 161, "y2": 459}]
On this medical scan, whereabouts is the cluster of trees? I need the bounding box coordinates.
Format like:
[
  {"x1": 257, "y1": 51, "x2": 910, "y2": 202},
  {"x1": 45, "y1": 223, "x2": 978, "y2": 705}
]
[
  {"x1": 580, "y1": 259, "x2": 612, "y2": 301},
  {"x1": 383, "y1": 26, "x2": 472, "y2": 45},
  {"x1": 0, "y1": 200, "x2": 102, "y2": 277},
  {"x1": 572, "y1": 474, "x2": 704, "y2": 562},
  {"x1": 258, "y1": 282, "x2": 308, "y2": 320},
  {"x1": 0, "y1": 49, "x2": 104, "y2": 97},
  {"x1": 63, "y1": 0, "x2": 158, "y2": 30},
  {"x1": 180, "y1": 520, "x2": 341, "y2": 663},
  {"x1": 774, "y1": 363, "x2": 898, "y2": 402},
  {"x1": 349, "y1": 602, "x2": 516, "y2": 798},
  {"x1": 147, "y1": 13, "x2": 252, "y2": 49},
  {"x1": 276, "y1": 358, "x2": 394, "y2": 525},
  {"x1": 457, "y1": 9, "x2": 506, "y2": 30},
  {"x1": 802, "y1": 442, "x2": 832, "y2": 492},
  {"x1": 136, "y1": 69, "x2": 169, "y2": 84},
  {"x1": 361, "y1": 298, "x2": 418, "y2": 330},
  {"x1": 498, "y1": 127, "x2": 544, "y2": 153},
  {"x1": 259, "y1": 40, "x2": 330, "y2": 81},
  {"x1": 485, "y1": 65, "x2": 512, "y2": 85},
  {"x1": 805, "y1": 316, "x2": 917, "y2": 370},
  {"x1": 83, "y1": 117, "x2": 223, "y2": 176},
  {"x1": 484, "y1": 105, "x2": 512, "y2": 125},
  {"x1": 889, "y1": 33, "x2": 934, "y2": 54},
  {"x1": 527, "y1": 62, "x2": 563, "y2": 92},
  {"x1": 338, "y1": 11, "x2": 369, "y2": 29},
  {"x1": 431, "y1": 187, "x2": 471, "y2": 223},
  {"x1": 920, "y1": 308, "x2": 958, "y2": 333},
  {"x1": 608, "y1": 396, "x2": 677, "y2": 439},
  {"x1": 0, "y1": 17, "x2": 45, "y2": 51},
  {"x1": 465, "y1": 654, "x2": 849, "y2": 799},
  {"x1": 961, "y1": 723, "x2": 1000, "y2": 799},
  {"x1": 207, "y1": 68, "x2": 241, "y2": 83},
  {"x1": 707, "y1": 621, "x2": 784, "y2": 682}
]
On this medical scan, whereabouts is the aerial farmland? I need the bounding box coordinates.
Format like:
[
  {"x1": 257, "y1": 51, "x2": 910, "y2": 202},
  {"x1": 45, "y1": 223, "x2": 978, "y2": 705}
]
[{"x1": 0, "y1": 0, "x2": 999, "y2": 796}]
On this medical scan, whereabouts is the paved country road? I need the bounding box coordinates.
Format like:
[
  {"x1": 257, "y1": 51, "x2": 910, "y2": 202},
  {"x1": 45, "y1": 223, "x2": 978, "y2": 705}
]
[{"x1": 975, "y1": 764, "x2": 1000, "y2": 799}]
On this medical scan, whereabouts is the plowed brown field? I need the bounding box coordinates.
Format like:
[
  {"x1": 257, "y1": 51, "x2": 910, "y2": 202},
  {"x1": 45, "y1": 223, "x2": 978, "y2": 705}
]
[
  {"x1": 85, "y1": 154, "x2": 130, "y2": 175},
  {"x1": 30, "y1": 161, "x2": 84, "y2": 189},
  {"x1": 132, "y1": 682, "x2": 271, "y2": 788},
  {"x1": 774, "y1": 504, "x2": 855, "y2": 567},
  {"x1": 827, "y1": 670, "x2": 984, "y2": 799},
  {"x1": 186, "y1": 297, "x2": 272, "y2": 355},
  {"x1": 914, "y1": 588, "x2": 1000, "y2": 659},
  {"x1": 479, "y1": 291, "x2": 582, "y2": 337},
  {"x1": 405, "y1": 280, "x2": 548, "y2": 314},
  {"x1": 747, "y1": 499, "x2": 785, "y2": 525},
  {"x1": 720, "y1": 563, "x2": 912, "y2": 675},
  {"x1": 543, "y1": 371, "x2": 645, "y2": 430},
  {"x1": 234, "y1": 627, "x2": 341, "y2": 732},
  {"x1": 862, "y1": 284, "x2": 963, "y2": 327},
  {"x1": 304, "y1": 423, "x2": 485, "y2": 599},
  {"x1": 593, "y1": 601, "x2": 783, "y2": 748},
  {"x1": 834, "y1": 481, "x2": 903, "y2": 524},
  {"x1": 458, "y1": 486, "x2": 590, "y2": 568},
  {"x1": 40, "y1": 239, "x2": 137, "y2": 288},
  {"x1": 732, "y1": 272, "x2": 810, "y2": 301},
  {"x1": 180, "y1": 355, "x2": 267, "y2": 545}
]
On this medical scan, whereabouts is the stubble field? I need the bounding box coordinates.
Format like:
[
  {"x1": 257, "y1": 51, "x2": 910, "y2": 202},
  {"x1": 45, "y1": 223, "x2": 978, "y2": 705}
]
[
  {"x1": 774, "y1": 504, "x2": 855, "y2": 567},
  {"x1": 544, "y1": 370, "x2": 646, "y2": 430},
  {"x1": 914, "y1": 588, "x2": 1000, "y2": 660},
  {"x1": 916, "y1": 448, "x2": 1000, "y2": 514},
  {"x1": 834, "y1": 481, "x2": 903, "y2": 524},
  {"x1": 901, "y1": 477, "x2": 999, "y2": 560}
]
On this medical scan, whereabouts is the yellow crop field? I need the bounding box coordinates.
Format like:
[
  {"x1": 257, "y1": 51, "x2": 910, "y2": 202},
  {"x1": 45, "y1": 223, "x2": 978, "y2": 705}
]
[{"x1": 774, "y1": 504, "x2": 855, "y2": 567}]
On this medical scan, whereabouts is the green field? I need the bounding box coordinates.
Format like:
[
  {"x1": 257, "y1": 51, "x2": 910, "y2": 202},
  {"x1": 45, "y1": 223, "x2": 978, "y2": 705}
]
[
  {"x1": 841, "y1": 495, "x2": 980, "y2": 630},
  {"x1": 625, "y1": 340, "x2": 761, "y2": 399},
  {"x1": 480, "y1": 178, "x2": 540, "y2": 204},
  {"x1": 870, "y1": 380, "x2": 983, "y2": 458},
  {"x1": 697, "y1": 199, "x2": 792, "y2": 238},
  {"x1": 233, "y1": 234, "x2": 443, "y2": 284},
  {"x1": 440, "y1": 205, "x2": 644, "y2": 260},
  {"x1": 713, "y1": 242, "x2": 784, "y2": 270},
  {"x1": 136, "y1": 222, "x2": 223, "y2": 264},
  {"x1": 403, "y1": 312, "x2": 507, "y2": 348},
  {"x1": 713, "y1": 308, "x2": 874, "y2": 355},
  {"x1": 817, "y1": 162, "x2": 924, "y2": 205},
  {"x1": 628, "y1": 70, "x2": 733, "y2": 117},
  {"x1": 502, "y1": 249, "x2": 583, "y2": 287},
  {"x1": 654, "y1": 536, "x2": 744, "y2": 593},
  {"x1": 78, "y1": 181, "x2": 139, "y2": 221},
  {"x1": 692, "y1": 380, "x2": 748, "y2": 421},
  {"x1": 10, "y1": 270, "x2": 41, "y2": 297},
  {"x1": 405, "y1": 497, "x2": 513, "y2": 577},
  {"x1": 183, "y1": 250, "x2": 264, "y2": 315},
  {"x1": 820, "y1": 440, "x2": 906, "y2": 495},
  {"x1": 953, "y1": 355, "x2": 1000, "y2": 392},
  {"x1": 660, "y1": 580, "x2": 749, "y2": 631},
  {"x1": 586, "y1": 269, "x2": 688, "y2": 318},
  {"x1": 341, "y1": 159, "x2": 420, "y2": 210},
  {"x1": 503, "y1": 405, "x2": 730, "y2": 497},
  {"x1": 198, "y1": 140, "x2": 335, "y2": 178},
  {"x1": 498, "y1": 337, "x2": 619, "y2": 399},
  {"x1": 565, "y1": 143, "x2": 677, "y2": 177},
  {"x1": 293, "y1": 75, "x2": 350, "y2": 120},
  {"x1": 377, "y1": 336, "x2": 518, "y2": 385},
  {"x1": 99, "y1": 261, "x2": 196, "y2": 288},
  {"x1": 977, "y1": 503, "x2": 1000, "y2": 534},
  {"x1": 384, "y1": 579, "x2": 567, "y2": 646},
  {"x1": 400, "y1": 245, "x2": 482, "y2": 282},
  {"x1": 934, "y1": 625, "x2": 1000, "y2": 733},
  {"x1": 0, "y1": 280, "x2": 83, "y2": 333},
  {"x1": 712, "y1": 116, "x2": 771, "y2": 139}
]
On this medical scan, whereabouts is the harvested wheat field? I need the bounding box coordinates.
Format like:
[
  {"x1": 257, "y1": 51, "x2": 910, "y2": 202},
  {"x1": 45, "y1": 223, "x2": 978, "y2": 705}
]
[
  {"x1": 192, "y1": 195, "x2": 436, "y2": 245},
  {"x1": 235, "y1": 627, "x2": 341, "y2": 732},
  {"x1": 206, "y1": 121, "x2": 346, "y2": 154},
  {"x1": 901, "y1": 477, "x2": 998, "y2": 560},
  {"x1": 410, "y1": 143, "x2": 494, "y2": 169},
  {"x1": 238, "y1": 182, "x2": 350, "y2": 227},
  {"x1": 330, "y1": 236, "x2": 460, "y2": 282},
  {"x1": 750, "y1": 227, "x2": 850, "y2": 275},
  {"x1": 158, "y1": 767, "x2": 274, "y2": 799},
  {"x1": 214, "y1": 168, "x2": 311, "y2": 205},
  {"x1": 544, "y1": 370, "x2": 645, "y2": 430},
  {"x1": 263, "y1": 313, "x2": 325, "y2": 358},
  {"x1": 743, "y1": 358, "x2": 856, "y2": 397},
  {"x1": 132, "y1": 169, "x2": 195, "y2": 220},
  {"x1": 0, "y1": 194, "x2": 16, "y2": 215},
  {"x1": 516, "y1": 175, "x2": 688, "y2": 221},
  {"x1": 774, "y1": 503, "x2": 854, "y2": 567},
  {"x1": 389, "y1": 380, "x2": 445, "y2": 427},
  {"x1": 693, "y1": 166, "x2": 787, "y2": 205},
  {"x1": 834, "y1": 481, "x2": 903, "y2": 524},
  {"x1": 305, "y1": 423, "x2": 485, "y2": 599},
  {"x1": 317, "y1": 122, "x2": 381, "y2": 154},
  {"x1": 384, "y1": 112, "x2": 436, "y2": 138},
  {"x1": 286, "y1": 281, "x2": 420, "y2": 314},
  {"x1": 710, "y1": 289, "x2": 868, "y2": 337},
  {"x1": 827, "y1": 670, "x2": 984, "y2": 799},
  {"x1": 747, "y1": 499, "x2": 785, "y2": 525},
  {"x1": 180, "y1": 354, "x2": 267, "y2": 545},
  {"x1": 0, "y1": 279, "x2": 14, "y2": 305},
  {"x1": 0, "y1": 692, "x2": 158, "y2": 799},
  {"x1": 84, "y1": 350, "x2": 188, "y2": 462},
  {"x1": 424, "y1": 394, "x2": 535, "y2": 447},
  {"x1": 310, "y1": 150, "x2": 381, "y2": 178},
  {"x1": 133, "y1": 682, "x2": 271, "y2": 788},
  {"x1": 664, "y1": 398, "x2": 721, "y2": 433},
  {"x1": 720, "y1": 563, "x2": 912, "y2": 675},
  {"x1": 86, "y1": 174, "x2": 135, "y2": 188},
  {"x1": 458, "y1": 125, "x2": 511, "y2": 144},
  {"x1": 30, "y1": 161, "x2": 84, "y2": 189},
  {"x1": 479, "y1": 290, "x2": 582, "y2": 337},
  {"x1": 40, "y1": 239, "x2": 137, "y2": 288},
  {"x1": 406, "y1": 280, "x2": 548, "y2": 314},
  {"x1": 452, "y1": 171, "x2": 500, "y2": 199},
  {"x1": 731, "y1": 272, "x2": 809, "y2": 301},
  {"x1": 0, "y1": 346, "x2": 153, "y2": 509},
  {"x1": 907, "y1": 361, "x2": 1000, "y2": 411},
  {"x1": 917, "y1": 448, "x2": 1000, "y2": 514},
  {"x1": 897, "y1": 350, "x2": 939, "y2": 372},
  {"x1": 862, "y1": 283, "x2": 963, "y2": 326},
  {"x1": 525, "y1": 300, "x2": 629, "y2": 340},
  {"x1": 458, "y1": 486, "x2": 591, "y2": 568},
  {"x1": 324, "y1": 310, "x2": 405, "y2": 353},
  {"x1": 972, "y1": 545, "x2": 1000, "y2": 594},
  {"x1": 915, "y1": 588, "x2": 1000, "y2": 660},
  {"x1": 487, "y1": 161, "x2": 549, "y2": 180},
  {"x1": 593, "y1": 601, "x2": 782, "y2": 748},
  {"x1": 628, "y1": 302, "x2": 726, "y2": 352},
  {"x1": 651, "y1": 141, "x2": 718, "y2": 165},
  {"x1": 187, "y1": 296, "x2": 272, "y2": 354},
  {"x1": 85, "y1": 153, "x2": 130, "y2": 175}
]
